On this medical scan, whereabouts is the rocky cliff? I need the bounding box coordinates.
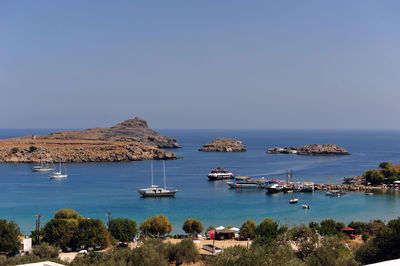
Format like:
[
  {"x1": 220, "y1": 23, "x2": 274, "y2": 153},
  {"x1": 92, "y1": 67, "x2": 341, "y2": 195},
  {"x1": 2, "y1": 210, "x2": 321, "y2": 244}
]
[
  {"x1": 267, "y1": 144, "x2": 350, "y2": 155},
  {"x1": 0, "y1": 117, "x2": 179, "y2": 163},
  {"x1": 199, "y1": 138, "x2": 247, "y2": 152},
  {"x1": 38, "y1": 117, "x2": 179, "y2": 149}
]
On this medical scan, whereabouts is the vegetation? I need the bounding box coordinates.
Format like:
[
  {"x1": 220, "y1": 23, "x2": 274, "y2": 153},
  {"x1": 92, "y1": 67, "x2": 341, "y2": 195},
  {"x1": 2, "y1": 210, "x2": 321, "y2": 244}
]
[
  {"x1": 140, "y1": 214, "x2": 173, "y2": 237},
  {"x1": 168, "y1": 239, "x2": 200, "y2": 265},
  {"x1": 10, "y1": 147, "x2": 19, "y2": 154},
  {"x1": 239, "y1": 219, "x2": 256, "y2": 240},
  {"x1": 253, "y1": 218, "x2": 288, "y2": 246},
  {"x1": 73, "y1": 218, "x2": 109, "y2": 248},
  {"x1": 182, "y1": 218, "x2": 203, "y2": 236},
  {"x1": 0, "y1": 219, "x2": 20, "y2": 255},
  {"x1": 29, "y1": 146, "x2": 38, "y2": 152},
  {"x1": 109, "y1": 218, "x2": 138, "y2": 243},
  {"x1": 363, "y1": 162, "x2": 399, "y2": 185},
  {"x1": 32, "y1": 242, "x2": 59, "y2": 259},
  {"x1": 311, "y1": 219, "x2": 345, "y2": 236}
]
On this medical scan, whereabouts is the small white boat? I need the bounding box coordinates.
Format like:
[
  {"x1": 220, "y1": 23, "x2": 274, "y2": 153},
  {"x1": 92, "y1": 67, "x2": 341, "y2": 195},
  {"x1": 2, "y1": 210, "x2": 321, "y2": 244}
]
[
  {"x1": 365, "y1": 192, "x2": 374, "y2": 196},
  {"x1": 32, "y1": 148, "x2": 55, "y2": 172},
  {"x1": 302, "y1": 204, "x2": 310, "y2": 209},
  {"x1": 289, "y1": 198, "x2": 298, "y2": 204},
  {"x1": 49, "y1": 150, "x2": 67, "y2": 179}
]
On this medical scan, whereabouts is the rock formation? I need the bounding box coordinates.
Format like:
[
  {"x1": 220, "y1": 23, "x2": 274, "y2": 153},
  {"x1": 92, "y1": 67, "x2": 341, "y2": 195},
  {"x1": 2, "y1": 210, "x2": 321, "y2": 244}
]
[
  {"x1": 38, "y1": 117, "x2": 179, "y2": 149},
  {"x1": 199, "y1": 138, "x2": 246, "y2": 152},
  {"x1": 0, "y1": 117, "x2": 179, "y2": 163},
  {"x1": 267, "y1": 144, "x2": 350, "y2": 155}
]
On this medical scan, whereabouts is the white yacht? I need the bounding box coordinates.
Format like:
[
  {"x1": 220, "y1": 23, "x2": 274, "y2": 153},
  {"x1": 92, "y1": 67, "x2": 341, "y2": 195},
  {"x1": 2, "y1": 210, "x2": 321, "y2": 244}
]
[
  {"x1": 32, "y1": 147, "x2": 55, "y2": 172},
  {"x1": 208, "y1": 167, "x2": 234, "y2": 181},
  {"x1": 49, "y1": 150, "x2": 68, "y2": 179},
  {"x1": 138, "y1": 161, "x2": 178, "y2": 197}
]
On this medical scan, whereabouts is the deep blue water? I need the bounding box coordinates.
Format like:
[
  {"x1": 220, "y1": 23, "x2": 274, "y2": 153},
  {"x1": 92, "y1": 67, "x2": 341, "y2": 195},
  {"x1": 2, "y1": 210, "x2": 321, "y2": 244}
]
[{"x1": 1, "y1": 129, "x2": 400, "y2": 235}]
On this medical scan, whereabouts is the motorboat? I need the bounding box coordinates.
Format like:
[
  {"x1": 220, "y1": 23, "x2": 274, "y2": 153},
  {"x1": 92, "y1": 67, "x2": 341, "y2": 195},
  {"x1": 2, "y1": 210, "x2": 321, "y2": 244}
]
[
  {"x1": 302, "y1": 182, "x2": 314, "y2": 192},
  {"x1": 266, "y1": 179, "x2": 286, "y2": 193},
  {"x1": 138, "y1": 161, "x2": 178, "y2": 197},
  {"x1": 208, "y1": 167, "x2": 234, "y2": 181},
  {"x1": 302, "y1": 204, "x2": 310, "y2": 209},
  {"x1": 227, "y1": 176, "x2": 265, "y2": 189},
  {"x1": 289, "y1": 198, "x2": 298, "y2": 204},
  {"x1": 325, "y1": 190, "x2": 345, "y2": 197}
]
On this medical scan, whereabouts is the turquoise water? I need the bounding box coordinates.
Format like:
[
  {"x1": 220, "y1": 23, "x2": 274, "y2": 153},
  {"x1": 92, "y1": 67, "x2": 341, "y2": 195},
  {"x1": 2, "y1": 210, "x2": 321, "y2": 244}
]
[{"x1": 1, "y1": 129, "x2": 400, "y2": 235}]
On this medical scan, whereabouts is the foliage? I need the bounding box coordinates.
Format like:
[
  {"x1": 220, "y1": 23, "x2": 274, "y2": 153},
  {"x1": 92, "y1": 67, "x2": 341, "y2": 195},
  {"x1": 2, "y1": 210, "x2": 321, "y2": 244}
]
[
  {"x1": 109, "y1": 218, "x2": 138, "y2": 243},
  {"x1": 0, "y1": 219, "x2": 21, "y2": 254},
  {"x1": 29, "y1": 146, "x2": 38, "y2": 152},
  {"x1": 0, "y1": 255, "x2": 64, "y2": 266},
  {"x1": 253, "y1": 218, "x2": 287, "y2": 247},
  {"x1": 73, "y1": 218, "x2": 109, "y2": 248},
  {"x1": 43, "y1": 218, "x2": 78, "y2": 248},
  {"x1": 348, "y1": 221, "x2": 367, "y2": 235},
  {"x1": 32, "y1": 242, "x2": 59, "y2": 259},
  {"x1": 379, "y1": 162, "x2": 399, "y2": 182},
  {"x1": 10, "y1": 147, "x2": 19, "y2": 154},
  {"x1": 207, "y1": 245, "x2": 269, "y2": 266},
  {"x1": 206, "y1": 225, "x2": 215, "y2": 232},
  {"x1": 168, "y1": 239, "x2": 200, "y2": 265},
  {"x1": 182, "y1": 218, "x2": 203, "y2": 236},
  {"x1": 288, "y1": 225, "x2": 319, "y2": 259},
  {"x1": 318, "y1": 219, "x2": 344, "y2": 236},
  {"x1": 308, "y1": 221, "x2": 320, "y2": 232},
  {"x1": 365, "y1": 219, "x2": 385, "y2": 235},
  {"x1": 54, "y1": 208, "x2": 79, "y2": 219},
  {"x1": 361, "y1": 233, "x2": 369, "y2": 242},
  {"x1": 364, "y1": 169, "x2": 385, "y2": 185},
  {"x1": 140, "y1": 214, "x2": 173, "y2": 237},
  {"x1": 239, "y1": 219, "x2": 256, "y2": 240}
]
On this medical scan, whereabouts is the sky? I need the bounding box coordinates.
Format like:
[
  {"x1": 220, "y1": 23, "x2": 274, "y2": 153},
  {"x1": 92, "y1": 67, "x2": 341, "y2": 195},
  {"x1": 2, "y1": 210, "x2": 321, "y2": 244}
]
[{"x1": 1, "y1": 1, "x2": 400, "y2": 129}]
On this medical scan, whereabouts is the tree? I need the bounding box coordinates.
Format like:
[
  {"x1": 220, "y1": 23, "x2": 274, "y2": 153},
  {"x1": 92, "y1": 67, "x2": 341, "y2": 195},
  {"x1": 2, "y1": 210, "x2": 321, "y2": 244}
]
[
  {"x1": 11, "y1": 147, "x2": 19, "y2": 154},
  {"x1": 288, "y1": 225, "x2": 318, "y2": 259},
  {"x1": 43, "y1": 219, "x2": 78, "y2": 248},
  {"x1": 169, "y1": 239, "x2": 200, "y2": 265},
  {"x1": 32, "y1": 242, "x2": 59, "y2": 259},
  {"x1": 364, "y1": 169, "x2": 385, "y2": 185},
  {"x1": 131, "y1": 239, "x2": 169, "y2": 266},
  {"x1": 0, "y1": 219, "x2": 21, "y2": 254},
  {"x1": 319, "y1": 219, "x2": 343, "y2": 236},
  {"x1": 109, "y1": 218, "x2": 138, "y2": 243},
  {"x1": 29, "y1": 146, "x2": 38, "y2": 152},
  {"x1": 253, "y1": 218, "x2": 287, "y2": 246},
  {"x1": 73, "y1": 219, "x2": 109, "y2": 248},
  {"x1": 140, "y1": 215, "x2": 172, "y2": 238},
  {"x1": 239, "y1": 219, "x2": 256, "y2": 240},
  {"x1": 348, "y1": 221, "x2": 367, "y2": 235},
  {"x1": 182, "y1": 218, "x2": 203, "y2": 236},
  {"x1": 54, "y1": 209, "x2": 79, "y2": 219}
]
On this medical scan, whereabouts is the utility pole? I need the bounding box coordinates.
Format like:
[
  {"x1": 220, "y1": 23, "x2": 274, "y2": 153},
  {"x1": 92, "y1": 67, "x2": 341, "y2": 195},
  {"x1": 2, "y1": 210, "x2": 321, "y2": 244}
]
[
  {"x1": 35, "y1": 214, "x2": 42, "y2": 244},
  {"x1": 106, "y1": 212, "x2": 111, "y2": 232}
]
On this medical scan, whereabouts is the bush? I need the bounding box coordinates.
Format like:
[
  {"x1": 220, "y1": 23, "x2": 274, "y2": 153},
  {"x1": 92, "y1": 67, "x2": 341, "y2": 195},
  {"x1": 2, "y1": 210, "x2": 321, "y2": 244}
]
[
  {"x1": 54, "y1": 209, "x2": 79, "y2": 220},
  {"x1": 182, "y1": 218, "x2": 203, "y2": 236},
  {"x1": 169, "y1": 239, "x2": 200, "y2": 265},
  {"x1": 364, "y1": 169, "x2": 385, "y2": 185},
  {"x1": 362, "y1": 233, "x2": 369, "y2": 242},
  {"x1": 32, "y1": 242, "x2": 59, "y2": 259},
  {"x1": 73, "y1": 219, "x2": 109, "y2": 248},
  {"x1": 29, "y1": 146, "x2": 38, "y2": 153},
  {"x1": 239, "y1": 219, "x2": 256, "y2": 240},
  {"x1": 10, "y1": 147, "x2": 19, "y2": 154},
  {"x1": 319, "y1": 219, "x2": 344, "y2": 236},
  {"x1": 0, "y1": 219, "x2": 21, "y2": 255},
  {"x1": 288, "y1": 225, "x2": 319, "y2": 259},
  {"x1": 348, "y1": 221, "x2": 367, "y2": 235},
  {"x1": 109, "y1": 218, "x2": 138, "y2": 243},
  {"x1": 140, "y1": 215, "x2": 172, "y2": 238}
]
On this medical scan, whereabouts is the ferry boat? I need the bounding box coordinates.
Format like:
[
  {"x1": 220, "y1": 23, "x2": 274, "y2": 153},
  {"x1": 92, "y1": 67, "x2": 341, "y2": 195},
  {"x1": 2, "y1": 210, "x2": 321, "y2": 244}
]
[
  {"x1": 138, "y1": 161, "x2": 178, "y2": 197},
  {"x1": 266, "y1": 179, "x2": 286, "y2": 193},
  {"x1": 227, "y1": 176, "x2": 265, "y2": 189},
  {"x1": 208, "y1": 167, "x2": 234, "y2": 181}
]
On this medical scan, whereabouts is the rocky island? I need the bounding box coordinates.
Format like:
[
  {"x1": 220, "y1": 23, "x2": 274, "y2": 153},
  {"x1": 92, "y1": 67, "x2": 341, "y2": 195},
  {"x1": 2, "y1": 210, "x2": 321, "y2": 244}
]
[
  {"x1": 267, "y1": 144, "x2": 350, "y2": 155},
  {"x1": 0, "y1": 117, "x2": 179, "y2": 163},
  {"x1": 199, "y1": 138, "x2": 246, "y2": 152}
]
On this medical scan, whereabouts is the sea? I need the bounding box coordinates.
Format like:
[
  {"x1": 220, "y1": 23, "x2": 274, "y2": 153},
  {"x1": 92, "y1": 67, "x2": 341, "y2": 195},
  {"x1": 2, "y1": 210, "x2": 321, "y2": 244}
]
[{"x1": 1, "y1": 129, "x2": 400, "y2": 235}]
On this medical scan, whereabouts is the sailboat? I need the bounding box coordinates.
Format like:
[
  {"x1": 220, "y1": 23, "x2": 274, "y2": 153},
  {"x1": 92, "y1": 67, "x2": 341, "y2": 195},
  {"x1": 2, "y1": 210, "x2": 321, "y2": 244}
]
[
  {"x1": 48, "y1": 150, "x2": 68, "y2": 179},
  {"x1": 138, "y1": 161, "x2": 178, "y2": 197},
  {"x1": 32, "y1": 147, "x2": 55, "y2": 172}
]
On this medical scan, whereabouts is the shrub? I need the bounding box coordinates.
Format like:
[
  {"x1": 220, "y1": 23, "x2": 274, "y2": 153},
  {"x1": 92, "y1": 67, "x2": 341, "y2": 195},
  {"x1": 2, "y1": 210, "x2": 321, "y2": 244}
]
[
  {"x1": 29, "y1": 146, "x2": 38, "y2": 153},
  {"x1": 182, "y1": 218, "x2": 203, "y2": 236},
  {"x1": 362, "y1": 233, "x2": 369, "y2": 242},
  {"x1": 32, "y1": 242, "x2": 59, "y2": 259},
  {"x1": 54, "y1": 209, "x2": 79, "y2": 220},
  {"x1": 140, "y1": 215, "x2": 173, "y2": 238},
  {"x1": 10, "y1": 147, "x2": 19, "y2": 154},
  {"x1": 169, "y1": 239, "x2": 200, "y2": 265},
  {"x1": 109, "y1": 218, "x2": 138, "y2": 243},
  {"x1": 240, "y1": 219, "x2": 256, "y2": 240},
  {"x1": 0, "y1": 219, "x2": 21, "y2": 254}
]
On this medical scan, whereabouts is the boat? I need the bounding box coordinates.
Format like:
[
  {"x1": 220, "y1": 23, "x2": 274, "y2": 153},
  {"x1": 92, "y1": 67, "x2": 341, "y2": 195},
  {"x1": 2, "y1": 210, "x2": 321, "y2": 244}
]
[
  {"x1": 365, "y1": 192, "x2": 374, "y2": 196},
  {"x1": 302, "y1": 182, "x2": 314, "y2": 192},
  {"x1": 32, "y1": 147, "x2": 55, "y2": 172},
  {"x1": 227, "y1": 176, "x2": 265, "y2": 189},
  {"x1": 325, "y1": 190, "x2": 345, "y2": 197},
  {"x1": 266, "y1": 179, "x2": 286, "y2": 193},
  {"x1": 48, "y1": 150, "x2": 67, "y2": 179},
  {"x1": 138, "y1": 161, "x2": 178, "y2": 197},
  {"x1": 302, "y1": 204, "x2": 310, "y2": 209},
  {"x1": 289, "y1": 198, "x2": 298, "y2": 204},
  {"x1": 208, "y1": 167, "x2": 234, "y2": 181}
]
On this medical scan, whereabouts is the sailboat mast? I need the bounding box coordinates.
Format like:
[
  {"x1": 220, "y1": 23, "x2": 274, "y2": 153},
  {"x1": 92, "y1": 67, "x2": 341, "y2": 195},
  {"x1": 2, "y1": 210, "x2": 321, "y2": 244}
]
[
  {"x1": 40, "y1": 146, "x2": 43, "y2": 166},
  {"x1": 59, "y1": 149, "x2": 62, "y2": 174},
  {"x1": 151, "y1": 160, "x2": 154, "y2": 186},
  {"x1": 163, "y1": 160, "x2": 166, "y2": 189}
]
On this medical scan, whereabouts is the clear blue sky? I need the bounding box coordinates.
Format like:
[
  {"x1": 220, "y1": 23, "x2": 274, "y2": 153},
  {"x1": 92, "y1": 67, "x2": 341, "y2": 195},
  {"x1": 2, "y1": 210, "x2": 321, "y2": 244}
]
[{"x1": 1, "y1": 1, "x2": 399, "y2": 129}]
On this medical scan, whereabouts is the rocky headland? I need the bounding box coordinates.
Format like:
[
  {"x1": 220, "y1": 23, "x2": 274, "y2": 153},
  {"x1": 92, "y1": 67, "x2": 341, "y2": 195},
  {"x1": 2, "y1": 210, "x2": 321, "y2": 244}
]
[
  {"x1": 0, "y1": 117, "x2": 178, "y2": 163},
  {"x1": 198, "y1": 138, "x2": 246, "y2": 152},
  {"x1": 267, "y1": 144, "x2": 350, "y2": 155}
]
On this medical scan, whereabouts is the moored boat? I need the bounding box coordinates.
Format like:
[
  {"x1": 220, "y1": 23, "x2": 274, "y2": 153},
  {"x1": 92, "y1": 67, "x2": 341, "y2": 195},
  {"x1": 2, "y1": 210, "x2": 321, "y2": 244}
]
[
  {"x1": 33, "y1": 147, "x2": 55, "y2": 172},
  {"x1": 302, "y1": 204, "x2": 310, "y2": 209},
  {"x1": 289, "y1": 198, "x2": 298, "y2": 204},
  {"x1": 227, "y1": 176, "x2": 265, "y2": 189},
  {"x1": 325, "y1": 190, "x2": 345, "y2": 197},
  {"x1": 48, "y1": 150, "x2": 67, "y2": 179},
  {"x1": 138, "y1": 161, "x2": 178, "y2": 197},
  {"x1": 266, "y1": 179, "x2": 286, "y2": 193},
  {"x1": 208, "y1": 167, "x2": 234, "y2": 181}
]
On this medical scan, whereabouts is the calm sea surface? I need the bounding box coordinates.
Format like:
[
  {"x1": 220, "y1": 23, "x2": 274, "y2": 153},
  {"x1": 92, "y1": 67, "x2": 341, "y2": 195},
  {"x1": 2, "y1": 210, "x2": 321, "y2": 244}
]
[{"x1": 1, "y1": 129, "x2": 400, "y2": 235}]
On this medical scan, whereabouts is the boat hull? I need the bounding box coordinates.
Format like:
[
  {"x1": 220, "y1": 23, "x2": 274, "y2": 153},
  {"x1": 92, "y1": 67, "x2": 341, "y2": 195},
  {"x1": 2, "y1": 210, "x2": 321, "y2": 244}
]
[
  {"x1": 208, "y1": 174, "x2": 234, "y2": 181},
  {"x1": 139, "y1": 191, "x2": 177, "y2": 197}
]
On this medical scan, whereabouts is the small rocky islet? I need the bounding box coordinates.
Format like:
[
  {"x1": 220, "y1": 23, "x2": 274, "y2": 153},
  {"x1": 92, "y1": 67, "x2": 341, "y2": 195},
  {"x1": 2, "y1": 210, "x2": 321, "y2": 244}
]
[
  {"x1": 198, "y1": 138, "x2": 247, "y2": 152},
  {"x1": 0, "y1": 117, "x2": 179, "y2": 163},
  {"x1": 267, "y1": 144, "x2": 350, "y2": 155}
]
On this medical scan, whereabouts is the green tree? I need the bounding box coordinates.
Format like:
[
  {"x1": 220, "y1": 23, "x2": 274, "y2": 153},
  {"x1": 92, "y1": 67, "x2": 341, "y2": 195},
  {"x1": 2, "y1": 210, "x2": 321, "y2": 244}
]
[
  {"x1": 348, "y1": 221, "x2": 367, "y2": 235},
  {"x1": 253, "y1": 218, "x2": 287, "y2": 246},
  {"x1": 54, "y1": 208, "x2": 79, "y2": 219},
  {"x1": 131, "y1": 239, "x2": 169, "y2": 266},
  {"x1": 109, "y1": 218, "x2": 138, "y2": 243},
  {"x1": 140, "y1": 215, "x2": 173, "y2": 238},
  {"x1": 182, "y1": 218, "x2": 203, "y2": 236},
  {"x1": 32, "y1": 242, "x2": 59, "y2": 259},
  {"x1": 11, "y1": 147, "x2": 19, "y2": 154},
  {"x1": 29, "y1": 146, "x2": 38, "y2": 152},
  {"x1": 0, "y1": 219, "x2": 21, "y2": 254},
  {"x1": 319, "y1": 219, "x2": 343, "y2": 236},
  {"x1": 288, "y1": 225, "x2": 318, "y2": 259},
  {"x1": 364, "y1": 169, "x2": 385, "y2": 185},
  {"x1": 73, "y1": 219, "x2": 109, "y2": 248},
  {"x1": 169, "y1": 239, "x2": 200, "y2": 265},
  {"x1": 43, "y1": 218, "x2": 78, "y2": 248},
  {"x1": 239, "y1": 219, "x2": 256, "y2": 240}
]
